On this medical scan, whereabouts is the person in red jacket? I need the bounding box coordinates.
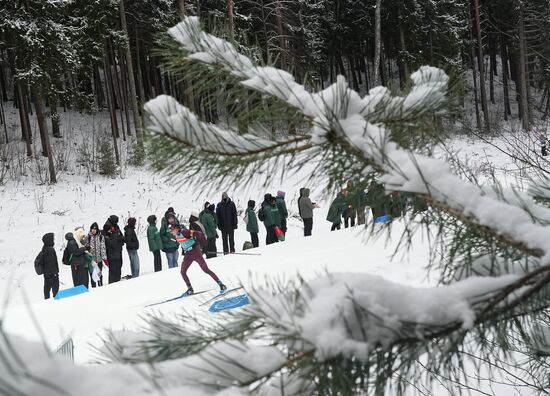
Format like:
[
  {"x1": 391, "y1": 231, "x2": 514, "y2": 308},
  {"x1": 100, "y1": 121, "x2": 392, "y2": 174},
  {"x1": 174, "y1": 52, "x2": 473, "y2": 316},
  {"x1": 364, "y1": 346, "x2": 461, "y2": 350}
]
[{"x1": 174, "y1": 213, "x2": 227, "y2": 295}]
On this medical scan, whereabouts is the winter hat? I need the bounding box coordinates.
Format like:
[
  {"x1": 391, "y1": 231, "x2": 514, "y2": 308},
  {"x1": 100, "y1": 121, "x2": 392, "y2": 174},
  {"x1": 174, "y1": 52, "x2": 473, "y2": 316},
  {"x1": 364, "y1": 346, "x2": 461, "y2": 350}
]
[
  {"x1": 222, "y1": 192, "x2": 229, "y2": 200},
  {"x1": 190, "y1": 210, "x2": 200, "y2": 219},
  {"x1": 108, "y1": 215, "x2": 119, "y2": 225},
  {"x1": 277, "y1": 190, "x2": 285, "y2": 198},
  {"x1": 208, "y1": 203, "x2": 216, "y2": 212},
  {"x1": 128, "y1": 217, "x2": 137, "y2": 227},
  {"x1": 65, "y1": 232, "x2": 74, "y2": 241},
  {"x1": 248, "y1": 200, "x2": 255, "y2": 208},
  {"x1": 147, "y1": 215, "x2": 157, "y2": 225},
  {"x1": 264, "y1": 193, "x2": 272, "y2": 202},
  {"x1": 90, "y1": 222, "x2": 99, "y2": 231},
  {"x1": 42, "y1": 233, "x2": 54, "y2": 247},
  {"x1": 204, "y1": 201, "x2": 210, "y2": 209}
]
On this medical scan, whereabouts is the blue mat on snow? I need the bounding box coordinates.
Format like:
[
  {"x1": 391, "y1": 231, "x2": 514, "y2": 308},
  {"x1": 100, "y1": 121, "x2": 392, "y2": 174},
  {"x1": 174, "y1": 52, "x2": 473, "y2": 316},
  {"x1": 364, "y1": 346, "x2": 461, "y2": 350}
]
[
  {"x1": 374, "y1": 214, "x2": 392, "y2": 223},
  {"x1": 54, "y1": 285, "x2": 89, "y2": 300},
  {"x1": 209, "y1": 294, "x2": 250, "y2": 313}
]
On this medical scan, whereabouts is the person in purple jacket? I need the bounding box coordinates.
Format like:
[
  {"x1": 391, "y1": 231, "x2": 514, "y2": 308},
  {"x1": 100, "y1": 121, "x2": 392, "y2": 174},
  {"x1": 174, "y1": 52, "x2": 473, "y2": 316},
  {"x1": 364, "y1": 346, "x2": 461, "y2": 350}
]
[{"x1": 174, "y1": 213, "x2": 227, "y2": 295}]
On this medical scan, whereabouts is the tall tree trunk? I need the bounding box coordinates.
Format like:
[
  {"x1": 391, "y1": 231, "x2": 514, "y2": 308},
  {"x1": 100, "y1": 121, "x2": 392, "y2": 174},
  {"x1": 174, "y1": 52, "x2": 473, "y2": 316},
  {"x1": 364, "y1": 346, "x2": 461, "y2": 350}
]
[
  {"x1": 0, "y1": 72, "x2": 7, "y2": 143},
  {"x1": 500, "y1": 33, "x2": 512, "y2": 120},
  {"x1": 373, "y1": 0, "x2": 382, "y2": 86},
  {"x1": 16, "y1": 81, "x2": 32, "y2": 156},
  {"x1": 33, "y1": 90, "x2": 57, "y2": 183},
  {"x1": 518, "y1": 2, "x2": 530, "y2": 130},
  {"x1": 119, "y1": 46, "x2": 131, "y2": 140},
  {"x1": 473, "y1": 0, "x2": 490, "y2": 131},
  {"x1": 397, "y1": 1, "x2": 409, "y2": 87},
  {"x1": 178, "y1": 0, "x2": 186, "y2": 16},
  {"x1": 50, "y1": 93, "x2": 61, "y2": 138},
  {"x1": 227, "y1": 0, "x2": 235, "y2": 40},
  {"x1": 275, "y1": 1, "x2": 286, "y2": 70},
  {"x1": 120, "y1": 0, "x2": 142, "y2": 139},
  {"x1": 103, "y1": 50, "x2": 121, "y2": 149}
]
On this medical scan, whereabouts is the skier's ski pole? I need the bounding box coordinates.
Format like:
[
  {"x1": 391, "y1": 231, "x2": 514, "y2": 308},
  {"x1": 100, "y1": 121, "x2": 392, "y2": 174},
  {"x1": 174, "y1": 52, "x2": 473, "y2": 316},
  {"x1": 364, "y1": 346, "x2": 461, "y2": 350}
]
[{"x1": 207, "y1": 251, "x2": 261, "y2": 256}]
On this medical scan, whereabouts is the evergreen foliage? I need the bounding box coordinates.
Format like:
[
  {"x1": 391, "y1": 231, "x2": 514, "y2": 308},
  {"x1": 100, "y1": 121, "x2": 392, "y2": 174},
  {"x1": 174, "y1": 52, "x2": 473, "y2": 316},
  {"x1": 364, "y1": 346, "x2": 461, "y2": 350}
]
[{"x1": 97, "y1": 137, "x2": 117, "y2": 176}]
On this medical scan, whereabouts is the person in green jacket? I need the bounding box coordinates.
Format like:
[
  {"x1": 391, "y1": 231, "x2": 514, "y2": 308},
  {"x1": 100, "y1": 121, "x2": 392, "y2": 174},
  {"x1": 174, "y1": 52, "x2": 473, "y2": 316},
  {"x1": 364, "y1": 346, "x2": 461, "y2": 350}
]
[
  {"x1": 147, "y1": 215, "x2": 163, "y2": 272},
  {"x1": 199, "y1": 202, "x2": 218, "y2": 259},
  {"x1": 245, "y1": 200, "x2": 259, "y2": 247},
  {"x1": 263, "y1": 196, "x2": 281, "y2": 244},
  {"x1": 276, "y1": 190, "x2": 289, "y2": 234},
  {"x1": 327, "y1": 189, "x2": 348, "y2": 231}
]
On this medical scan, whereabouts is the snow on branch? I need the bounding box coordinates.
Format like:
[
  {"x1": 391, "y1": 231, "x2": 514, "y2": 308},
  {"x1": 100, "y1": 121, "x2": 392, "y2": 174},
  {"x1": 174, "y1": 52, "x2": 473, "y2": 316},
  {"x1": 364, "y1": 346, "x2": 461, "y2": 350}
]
[{"x1": 146, "y1": 17, "x2": 550, "y2": 260}]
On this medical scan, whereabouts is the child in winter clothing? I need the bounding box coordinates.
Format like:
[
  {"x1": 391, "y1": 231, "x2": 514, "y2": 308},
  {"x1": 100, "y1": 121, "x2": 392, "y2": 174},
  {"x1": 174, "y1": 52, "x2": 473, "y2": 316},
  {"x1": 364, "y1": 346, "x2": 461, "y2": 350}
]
[
  {"x1": 199, "y1": 202, "x2": 218, "y2": 258},
  {"x1": 124, "y1": 217, "x2": 140, "y2": 278},
  {"x1": 147, "y1": 215, "x2": 163, "y2": 272},
  {"x1": 175, "y1": 213, "x2": 226, "y2": 295},
  {"x1": 276, "y1": 191, "x2": 288, "y2": 235},
  {"x1": 87, "y1": 222, "x2": 107, "y2": 287},
  {"x1": 245, "y1": 200, "x2": 259, "y2": 248},
  {"x1": 40, "y1": 233, "x2": 59, "y2": 299}
]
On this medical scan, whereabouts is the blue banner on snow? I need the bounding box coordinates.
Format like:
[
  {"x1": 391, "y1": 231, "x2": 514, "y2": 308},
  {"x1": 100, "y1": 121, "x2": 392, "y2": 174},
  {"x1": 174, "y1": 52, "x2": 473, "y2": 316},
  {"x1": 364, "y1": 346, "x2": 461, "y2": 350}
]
[
  {"x1": 209, "y1": 294, "x2": 250, "y2": 313},
  {"x1": 54, "y1": 285, "x2": 89, "y2": 300}
]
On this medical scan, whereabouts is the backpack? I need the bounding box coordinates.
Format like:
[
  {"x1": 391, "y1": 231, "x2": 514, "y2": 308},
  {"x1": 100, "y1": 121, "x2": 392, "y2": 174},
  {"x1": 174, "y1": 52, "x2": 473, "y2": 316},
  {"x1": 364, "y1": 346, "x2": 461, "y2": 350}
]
[
  {"x1": 34, "y1": 251, "x2": 44, "y2": 275},
  {"x1": 62, "y1": 247, "x2": 71, "y2": 265},
  {"x1": 242, "y1": 241, "x2": 254, "y2": 250},
  {"x1": 258, "y1": 207, "x2": 265, "y2": 222}
]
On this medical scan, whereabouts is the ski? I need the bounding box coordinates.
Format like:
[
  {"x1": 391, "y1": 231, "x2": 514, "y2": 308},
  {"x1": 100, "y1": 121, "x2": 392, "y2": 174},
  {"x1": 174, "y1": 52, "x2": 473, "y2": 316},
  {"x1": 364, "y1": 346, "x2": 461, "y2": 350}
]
[
  {"x1": 199, "y1": 286, "x2": 245, "y2": 306},
  {"x1": 145, "y1": 289, "x2": 212, "y2": 307}
]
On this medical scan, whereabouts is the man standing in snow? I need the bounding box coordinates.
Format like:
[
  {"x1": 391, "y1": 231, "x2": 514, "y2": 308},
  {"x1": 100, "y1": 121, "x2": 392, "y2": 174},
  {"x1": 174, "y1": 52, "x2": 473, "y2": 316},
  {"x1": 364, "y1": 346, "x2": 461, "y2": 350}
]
[
  {"x1": 216, "y1": 192, "x2": 237, "y2": 254},
  {"x1": 103, "y1": 215, "x2": 125, "y2": 283},
  {"x1": 87, "y1": 222, "x2": 107, "y2": 287},
  {"x1": 276, "y1": 191, "x2": 288, "y2": 235},
  {"x1": 199, "y1": 202, "x2": 218, "y2": 258},
  {"x1": 40, "y1": 233, "x2": 59, "y2": 299},
  {"x1": 147, "y1": 215, "x2": 163, "y2": 272},
  {"x1": 263, "y1": 195, "x2": 282, "y2": 244},
  {"x1": 175, "y1": 213, "x2": 226, "y2": 295},
  {"x1": 64, "y1": 232, "x2": 89, "y2": 288},
  {"x1": 298, "y1": 188, "x2": 318, "y2": 236},
  {"x1": 245, "y1": 200, "x2": 260, "y2": 248},
  {"x1": 343, "y1": 181, "x2": 357, "y2": 228},
  {"x1": 327, "y1": 189, "x2": 348, "y2": 231},
  {"x1": 124, "y1": 217, "x2": 140, "y2": 278}
]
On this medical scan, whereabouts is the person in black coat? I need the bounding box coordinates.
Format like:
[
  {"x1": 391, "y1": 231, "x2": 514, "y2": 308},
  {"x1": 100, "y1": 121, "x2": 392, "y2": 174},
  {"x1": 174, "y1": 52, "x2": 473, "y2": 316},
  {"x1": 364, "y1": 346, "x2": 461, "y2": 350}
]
[
  {"x1": 41, "y1": 233, "x2": 59, "y2": 299},
  {"x1": 64, "y1": 232, "x2": 89, "y2": 289},
  {"x1": 103, "y1": 215, "x2": 125, "y2": 283},
  {"x1": 216, "y1": 191, "x2": 238, "y2": 254},
  {"x1": 124, "y1": 217, "x2": 140, "y2": 278}
]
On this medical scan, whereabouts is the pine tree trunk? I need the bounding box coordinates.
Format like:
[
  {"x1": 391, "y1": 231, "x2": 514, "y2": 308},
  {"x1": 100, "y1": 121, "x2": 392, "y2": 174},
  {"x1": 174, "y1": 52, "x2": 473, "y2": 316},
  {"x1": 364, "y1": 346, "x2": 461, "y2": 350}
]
[
  {"x1": 134, "y1": 30, "x2": 146, "y2": 104},
  {"x1": 373, "y1": 0, "x2": 382, "y2": 85},
  {"x1": 118, "y1": 46, "x2": 131, "y2": 140},
  {"x1": 518, "y1": 3, "x2": 530, "y2": 130},
  {"x1": 178, "y1": 0, "x2": 186, "y2": 16},
  {"x1": 103, "y1": 50, "x2": 121, "y2": 146},
  {"x1": 227, "y1": 0, "x2": 235, "y2": 40},
  {"x1": 119, "y1": 0, "x2": 142, "y2": 139},
  {"x1": 0, "y1": 73, "x2": 7, "y2": 143},
  {"x1": 275, "y1": 1, "x2": 286, "y2": 70},
  {"x1": 16, "y1": 81, "x2": 32, "y2": 157},
  {"x1": 397, "y1": 1, "x2": 409, "y2": 87},
  {"x1": 500, "y1": 33, "x2": 512, "y2": 119},
  {"x1": 473, "y1": 0, "x2": 490, "y2": 131},
  {"x1": 33, "y1": 90, "x2": 57, "y2": 183},
  {"x1": 50, "y1": 94, "x2": 61, "y2": 138}
]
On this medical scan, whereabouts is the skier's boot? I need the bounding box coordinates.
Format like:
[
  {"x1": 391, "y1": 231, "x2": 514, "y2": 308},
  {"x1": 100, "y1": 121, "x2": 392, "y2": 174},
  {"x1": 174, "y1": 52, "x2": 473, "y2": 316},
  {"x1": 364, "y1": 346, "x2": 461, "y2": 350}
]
[
  {"x1": 185, "y1": 286, "x2": 194, "y2": 295},
  {"x1": 218, "y1": 281, "x2": 227, "y2": 293}
]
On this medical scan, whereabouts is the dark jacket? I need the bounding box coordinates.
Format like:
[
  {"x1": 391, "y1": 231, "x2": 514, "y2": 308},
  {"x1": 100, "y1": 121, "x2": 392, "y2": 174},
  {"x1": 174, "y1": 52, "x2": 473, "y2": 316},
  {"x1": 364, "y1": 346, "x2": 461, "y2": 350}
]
[
  {"x1": 263, "y1": 203, "x2": 282, "y2": 227},
  {"x1": 65, "y1": 232, "x2": 86, "y2": 268},
  {"x1": 216, "y1": 198, "x2": 238, "y2": 232},
  {"x1": 124, "y1": 225, "x2": 139, "y2": 251},
  {"x1": 41, "y1": 233, "x2": 59, "y2": 275},
  {"x1": 298, "y1": 188, "x2": 315, "y2": 219},
  {"x1": 103, "y1": 222, "x2": 125, "y2": 260}
]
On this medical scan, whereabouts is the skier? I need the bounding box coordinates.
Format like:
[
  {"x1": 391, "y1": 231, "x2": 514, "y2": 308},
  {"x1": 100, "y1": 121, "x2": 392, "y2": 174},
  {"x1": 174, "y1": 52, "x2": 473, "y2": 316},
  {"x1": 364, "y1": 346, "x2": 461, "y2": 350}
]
[
  {"x1": 216, "y1": 192, "x2": 238, "y2": 254},
  {"x1": 276, "y1": 191, "x2": 288, "y2": 234},
  {"x1": 245, "y1": 199, "x2": 259, "y2": 248},
  {"x1": 160, "y1": 208, "x2": 180, "y2": 268},
  {"x1": 103, "y1": 215, "x2": 125, "y2": 283},
  {"x1": 263, "y1": 195, "x2": 282, "y2": 244},
  {"x1": 327, "y1": 189, "x2": 348, "y2": 231},
  {"x1": 63, "y1": 232, "x2": 89, "y2": 288},
  {"x1": 199, "y1": 202, "x2": 218, "y2": 259},
  {"x1": 147, "y1": 215, "x2": 163, "y2": 272},
  {"x1": 539, "y1": 134, "x2": 548, "y2": 157},
  {"x1": 298, "y1": 188, "x2": 318, "y2": 236},
  {"x1": 175, "y1": 212, "x2": 226, "y2": 295},
  {"x1": 124, "y1": 217, "x2": 140, "y2": 278},
  {"x1": 39, "y1": 233, "x2": 59, "y2": 299},
  {"x1": 86, "y1": 222, "x2": 107, "y2": 287}
]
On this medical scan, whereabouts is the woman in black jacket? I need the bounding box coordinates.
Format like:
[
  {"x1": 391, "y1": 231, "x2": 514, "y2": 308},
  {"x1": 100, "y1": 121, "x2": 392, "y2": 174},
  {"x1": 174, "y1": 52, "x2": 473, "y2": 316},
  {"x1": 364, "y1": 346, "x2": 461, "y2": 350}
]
[{"x1": 41, "y1": 233, "x2": 59, "y2": 299}]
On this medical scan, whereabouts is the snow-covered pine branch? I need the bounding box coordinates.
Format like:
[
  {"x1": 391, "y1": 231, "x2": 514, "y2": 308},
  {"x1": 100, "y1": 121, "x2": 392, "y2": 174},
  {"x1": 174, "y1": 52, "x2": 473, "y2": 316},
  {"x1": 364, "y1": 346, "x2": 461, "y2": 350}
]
[{"x1": 145, "y1": 17, "x2": 550, "y2": 261}]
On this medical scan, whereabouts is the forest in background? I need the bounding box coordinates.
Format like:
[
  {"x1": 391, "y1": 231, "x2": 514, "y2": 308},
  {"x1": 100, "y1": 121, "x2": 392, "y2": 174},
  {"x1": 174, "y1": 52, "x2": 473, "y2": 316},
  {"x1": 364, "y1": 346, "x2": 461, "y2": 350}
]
[{"x1": 0, "y1": 0, "x2": 549, "y2": 184}]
